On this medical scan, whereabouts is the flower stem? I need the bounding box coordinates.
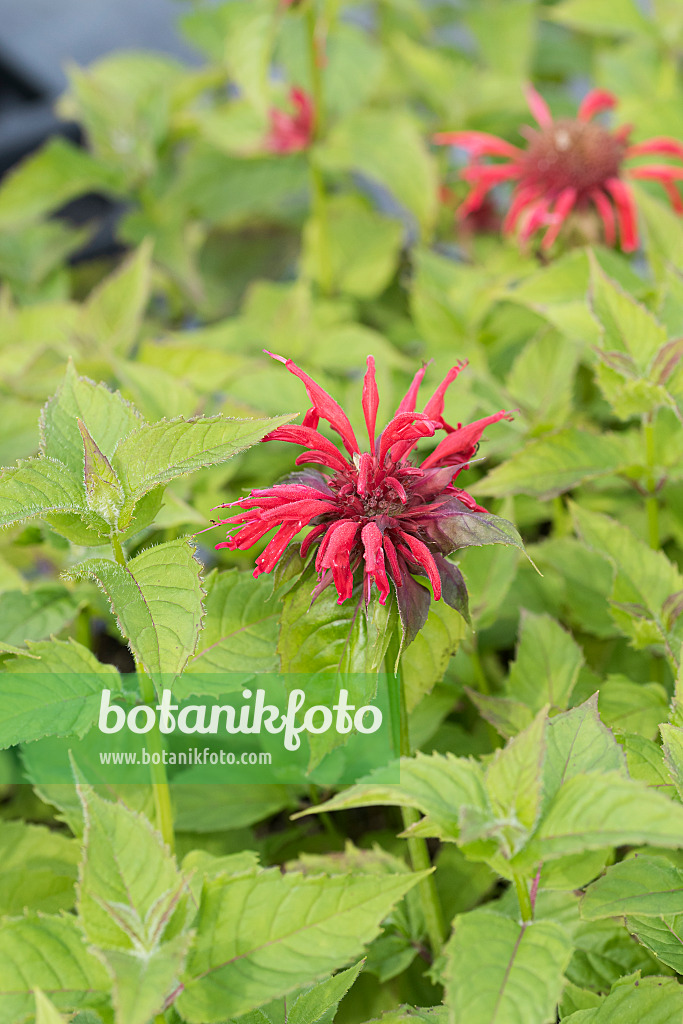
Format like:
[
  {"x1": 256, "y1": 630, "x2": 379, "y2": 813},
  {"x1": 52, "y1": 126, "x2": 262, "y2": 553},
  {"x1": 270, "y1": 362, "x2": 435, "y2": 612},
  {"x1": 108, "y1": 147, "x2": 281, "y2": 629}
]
[
  {"x1": 514, "y1": 873, "x2": 533, "y2": 922},
  {"x1": 306, "y1": 3, "x2": 333, "y2": 295},
  {"x1": 386, "y1": 634, "x2": 446, "y2": 957},
  {"x1": 643, "y1": 415, "x2": 659, "y2": 550},
  {"x1": 110, "y1": 534, "x2": 175, "y2": 851}
]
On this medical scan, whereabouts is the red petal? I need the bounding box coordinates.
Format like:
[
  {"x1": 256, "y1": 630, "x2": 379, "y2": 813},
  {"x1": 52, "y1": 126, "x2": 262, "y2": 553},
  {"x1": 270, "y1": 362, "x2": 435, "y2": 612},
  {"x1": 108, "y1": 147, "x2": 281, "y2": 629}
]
[
  {"x1": 606, "y1": 177, "x2": 639, "y2": 252},
  {"x1": 503, "y1": 185, "x2": 541, "y2": 234},
  {"x1": 423, "y1": 362, "x2": 467, "y2": 424},
  {"x1": 396, "y1": 365, "x2": 427, "y2": 415},
  {"x1": 525, "y1": 84, "x2": 553, "y2": 129},
  {"x1": 397, "y1": 533, "x2": 442, "y2": 600},
  {"x1": 266, "y1": 352, "x2": 359, "y2": 454},
  {"x1": 432, "y1": 131, "x2": 523, "y2": 159},
  {"x1": 362, "y1": 355, "x2": 379, "y2": 450},
  {"x1": 590, "y1": 188, "x2": 616, "y2": 246},
  {"x1": 627, "y1": 137, "x2": 683, "y2": 160},
  {"x1": 254, "y1": 521, "x2": 302, "y2": 575},
  {"x1": 421, "y1": 411, "x2": 513, "y2": 469},
  {"x1": 577, "y1": 89, "x2": 617, "y2": 122},
  {"x1": 265, "y1": 424, "x2": 350, "y2": 472},
  {"x1": 541, "y1": 186, "x2": 577, "y2": 250},
  {"x1": 259, "y1": 498, "x2": 337, "y2": 523},
  {"x1": 628, "y1": 164, "x2": 683, "y2": 181}
]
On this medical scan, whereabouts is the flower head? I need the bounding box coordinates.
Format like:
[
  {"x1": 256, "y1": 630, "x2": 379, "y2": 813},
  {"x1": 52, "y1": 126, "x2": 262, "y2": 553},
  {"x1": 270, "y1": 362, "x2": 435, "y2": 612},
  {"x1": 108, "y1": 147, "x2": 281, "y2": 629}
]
[
  {"x1": 434, "y1": 86, "x2": 683, "y2": 252},
  {"x1": 267, "y1": 87, "x2": 314, "y2": 154},
  {"x1": 216, "y1": 354, "x2": 517, "y2": 643}
]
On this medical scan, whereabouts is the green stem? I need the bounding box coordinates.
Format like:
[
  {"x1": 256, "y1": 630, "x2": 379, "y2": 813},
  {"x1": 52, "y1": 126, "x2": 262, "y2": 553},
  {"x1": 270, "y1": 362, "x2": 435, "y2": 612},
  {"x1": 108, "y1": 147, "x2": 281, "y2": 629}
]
[
  {"x1": 138, "y1": 667, "x2": 175, "y2": 853},
  {"x1": 386, "y1": 634, "x2": 446, "y2": 957},
  {"x1": 306, "y1": 4, "x2": 333, "y2": 296},
  {"x1": 111, "y1": 533, "x2": 126, "y2": 566},
  {"x1": 643, "y1": 415, "x2": 659, "y2": 550},
  {"x1": 514, "y1": 873, "x2": 533, "y2": 923},
  {"x1": 110, "y1": 534, "x2": 175, "y2": 851}
]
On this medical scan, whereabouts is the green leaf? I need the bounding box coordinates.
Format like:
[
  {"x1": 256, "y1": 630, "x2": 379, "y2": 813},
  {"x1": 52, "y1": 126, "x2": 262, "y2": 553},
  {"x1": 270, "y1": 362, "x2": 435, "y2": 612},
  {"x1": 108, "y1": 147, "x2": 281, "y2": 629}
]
[
  {"x1": 79, "y1": 240, "x2": 153, "y2": 355},
  {"x1": 0, "y1": 913, "x2": 109, "y2": 1021},
  {"x1": 535, "y1": 772, "x2": 683, "y2": 860},
  {"x1": 401, "y1": 594, "x2": 467, "y2": 711},
  {"x1": 471, "y1": 612, "x2": 584, "y2": 737},
  {"x1": 173, "y1": 784, "x2": 292, "y2": 833},
  {"x1": 444, "y1": 908, "x2": 572, "y2": 1024},
  {"x1": 67, "y1": 538, "x2": 205, "y2": 685},
  {"x1": 41, "y1": 360, "x2": 142, "y2": 478},
  {"x1": 590, "y1": 257, "x2": 677, "y2": 420},
  {"x1": 34, "y1": 989, "x2": 67, "y2": 1024},
  {"x1": 571, "y1": 504, "x2": 683, "y2": 662},
  {"x1": 485, "y1": 711, "x2": 546, "y2": 855},
  {"x1": 177, "y1": 867, "x2": 427, "y2": 1022},
  {"x1": 0, "y1": 638, "x2": 120, "y2": 747},
  {"x1": 546, "y1": 0, "x2": 648, "y2": 35},
  {"x1": 79, "y1": 419, "x2": 125, "y2": 525},
  {"x1": 295, "y1": 751, "x2": 487, "y2": 842},
  {"x1": 543, "y1": 697, "x2": 627, "y2": 808},
  {"x1": 625, "y1": 915, "x2": 683, "y2": 975},
  {"x1": 285, "y1": 961, "x2": 365, "y2": 1024},
  {"x1": 598, "y1": 677, "x2": 668, "y2": 739},
  {"x1": 479, "y1": 429, "x2": 629, "y2": 499},
  {"x1": 0, "y1": 821, "x2": 78, "y2": 915},
  {"x1": 178, "y1": 569, "x2": 280, "y2": 697},
  {"x1": 318, "y1": 110, "x2": 438, "y2": 235},
  {"x1": 0, "y1": 458, "x2": 85, "y2": 529},
  {"x1": 111, "y1": 412, "x2": 294, "y2": 502},
  {"x1": 78, "y1": 786, "x2": 192, "y2": 1024},
  {"x1": 582, "y1": 856, "x2": 683, "y2": 920},
  {"x1": 567, "y1": 973, "x2": 683, "y2": 1023},
  {"x1": 661, "y1": 723, "x2": 683, "y2": 801},
  {"x1": 0, "y1": 585, "x2": 78, "y2": 649},
  {"x1": 302, "y1": 195, "x2": 403, "y2": 299},
  {"x1": 0, "y1": 137, "x2": 125, "y2": 229}
]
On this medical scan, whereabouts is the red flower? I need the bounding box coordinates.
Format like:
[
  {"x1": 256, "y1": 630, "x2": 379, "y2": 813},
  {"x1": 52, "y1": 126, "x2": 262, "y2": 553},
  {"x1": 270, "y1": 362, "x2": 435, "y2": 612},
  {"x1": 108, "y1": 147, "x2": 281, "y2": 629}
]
[
  {"x1": 267, "y1": 88, "x2": 314, "y2": 154},
  {"x1": 434, "y1": 86, "x2": 683, "y2": 252},
  {"x1": 216, "y1": 355, "x2": 517, "y2": 643}
]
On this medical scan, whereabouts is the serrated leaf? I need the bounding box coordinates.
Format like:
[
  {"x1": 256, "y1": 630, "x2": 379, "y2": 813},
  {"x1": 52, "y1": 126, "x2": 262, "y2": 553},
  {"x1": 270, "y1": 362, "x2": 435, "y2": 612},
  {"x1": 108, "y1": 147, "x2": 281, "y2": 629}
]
[
  {"x1": 111, "y1": 413, "x2": 294, "y2": 502},
  {"x1": 582, "y1": 856, "x2": 683, "y2": 920},
  {"x1": 78, "y1": 786, "x2": 192, "y2": 1024},
  {"x1": 78, "y1": 419, "x2": 124, "y2": 524},
  {"x1": 660, "y1": 723, "x2": 683, "y2": 801},
  {"x1": 178, "y1": 569, "x2": 280, "y2": 697},
  {"x1": 575, "y1": 972, "x2": 683, "y2": 1023},
  {"x1": 625, "y1": 915, "x2": 683, "y2": 975},
  {"x1": 444, "y1": 907, "x2": 572, "y2": 1024},
  {"x1": 41, "y1": 360, "x2": 143, "y2": 478},
  {"x1": 177, "y1": 867, "x2": 427, "y2": 1022},
  {"x1": 0, "y1": 913, "x2": 109, "y2": 1021},
  {"x1": 536, "y1": 772, "x2": 683, "y2": 860},
  {"x1": 479, "y1": 429, "x2": 628, "y2": 499},
  {"x1": 0, "y1": 821, "x2": 78, "y2": 915},
  {"x1": 0, "y1": 457, "x2": 85, "y2": 529},
  {"x1": 0, "y1": 637, "x2": 120, "y2": 748},
  {"x1": 296, "y1": 751, "x2": 487, "y2": 841},
  {"x1": 544, "y1": 696, "x2": 627, "y2": 806},
  {"x1": 485, "y1": 711, "x2": 546, "y2": 856},
  {"x1": 571, "y1": 504, "x2": 683, "y2": 663},
  {"x1": 68, "y1": 538, "x2": 205, "y2": 686},
  {"x1": 285, "y1": 961, "x2": 365, "y2": 1024}
]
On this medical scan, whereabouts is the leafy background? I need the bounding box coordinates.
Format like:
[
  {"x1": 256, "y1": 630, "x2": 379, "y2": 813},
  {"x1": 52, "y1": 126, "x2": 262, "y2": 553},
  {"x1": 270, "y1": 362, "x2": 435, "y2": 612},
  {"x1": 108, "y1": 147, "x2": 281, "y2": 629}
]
[{"x1": 2, "y1": 0, "x2": 683, "y2": 1022}]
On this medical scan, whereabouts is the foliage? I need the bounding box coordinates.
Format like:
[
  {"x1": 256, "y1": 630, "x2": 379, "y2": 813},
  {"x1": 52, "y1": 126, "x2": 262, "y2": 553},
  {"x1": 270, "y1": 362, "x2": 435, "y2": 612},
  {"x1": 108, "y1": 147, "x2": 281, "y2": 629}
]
[{"x1": 2, "y1": 1, "x2": 683, "y2": 1023}]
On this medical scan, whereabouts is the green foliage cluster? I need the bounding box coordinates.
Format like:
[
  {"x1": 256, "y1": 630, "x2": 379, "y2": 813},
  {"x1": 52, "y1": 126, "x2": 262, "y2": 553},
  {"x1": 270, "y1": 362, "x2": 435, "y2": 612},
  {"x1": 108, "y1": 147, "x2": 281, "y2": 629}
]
[{"x1": 3, "y1": 0, "x2": 683, "y2": 1022}]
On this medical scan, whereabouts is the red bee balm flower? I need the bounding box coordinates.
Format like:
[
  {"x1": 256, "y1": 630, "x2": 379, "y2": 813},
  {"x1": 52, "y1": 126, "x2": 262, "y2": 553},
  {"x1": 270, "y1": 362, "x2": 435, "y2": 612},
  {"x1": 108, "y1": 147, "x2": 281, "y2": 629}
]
[
  {"x1": 434, "y1": 86, "x2": 683, "y2": 252},
  {"x1": 267, "y1": 88, "x2": 314, "y2": 154},
  {"x1": 216, "y1": 355, "x2": 521, "y2": 644}
]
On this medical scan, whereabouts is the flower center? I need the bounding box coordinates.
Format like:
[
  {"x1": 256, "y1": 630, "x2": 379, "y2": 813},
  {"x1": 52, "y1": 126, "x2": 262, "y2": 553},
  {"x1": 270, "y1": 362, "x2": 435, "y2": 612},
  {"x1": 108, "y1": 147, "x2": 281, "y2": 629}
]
[{"x1": 522, "y1": 118, "x2": 627, "y2": 197}]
